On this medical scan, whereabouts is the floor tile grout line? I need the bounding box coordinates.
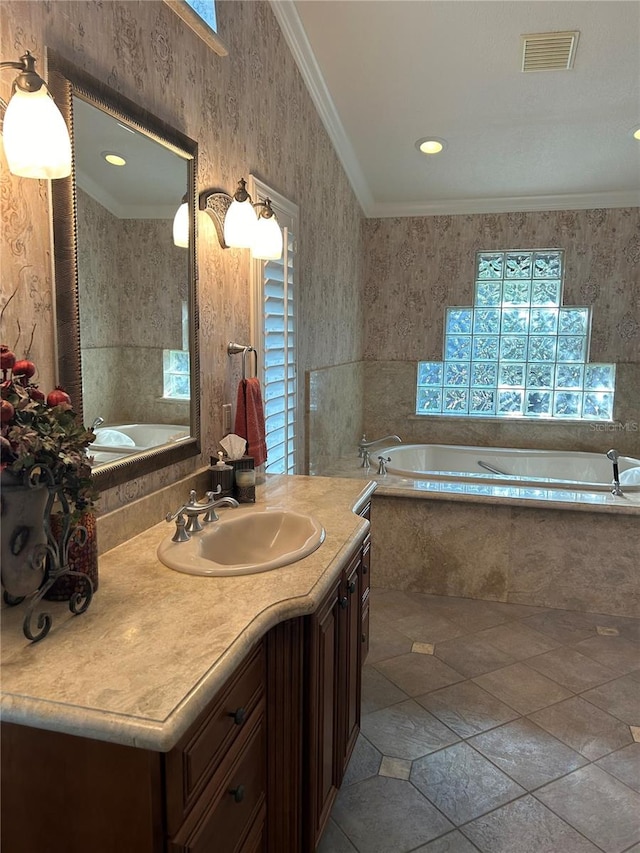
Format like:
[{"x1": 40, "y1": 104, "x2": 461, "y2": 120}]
[
  {"x1": 454, "y1": 790, "x2": 612, "y2": 853},
  {"x1": 363, "y1": 663, "x2": 631, "y2": 747},
  {"x1": 527, "y1": 789, "x2": 622, "y2": 853},
  {"x1": 347, "y1": 594, "x2": 640, "y2": 853}
]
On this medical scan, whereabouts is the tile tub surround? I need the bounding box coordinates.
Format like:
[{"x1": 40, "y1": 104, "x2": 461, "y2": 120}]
[
  {"x1": 316, "y1": 457, "x2": 640, "y2": 617},
  {"x1": 319, "y1": 588, "x2": 640, "y2": 853},
  {"x1": 362, "y1": 209, "x2": 640, "y2": 459},
  {"x1": 0, "y1": 475, "x2": 375, "y2": 751}
]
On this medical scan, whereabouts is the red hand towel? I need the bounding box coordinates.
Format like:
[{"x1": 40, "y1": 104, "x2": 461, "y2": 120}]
[{"x1": 234, "y1": 378, "x2": 267, "y2": 467}]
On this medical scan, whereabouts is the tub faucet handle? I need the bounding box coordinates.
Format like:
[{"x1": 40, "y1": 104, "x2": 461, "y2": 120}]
[{"x1": 377, "y1": 455, "x2": 391, "y2": 475}]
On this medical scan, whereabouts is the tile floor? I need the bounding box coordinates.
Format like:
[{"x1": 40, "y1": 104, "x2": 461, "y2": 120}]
[{"x1": 318, "y1": 588, "x2": 640, "y2": 853}]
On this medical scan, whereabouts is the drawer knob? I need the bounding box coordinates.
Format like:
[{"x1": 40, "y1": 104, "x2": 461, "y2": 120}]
[
  {"x1": 228, "y1": 707, "x2": 247, "y2": 726},
  {"x1": 229, "y1": 784, "x2": 245, "y2": 803},
  {"x1": 362, "y1": 565, "x2": 368, "y2": 575},
  {"x1": 361, "y1": 633, "x2": 367, "y2": 643},
  {"x1": 348, "y1": 580, "x2": 357, "y2": 595},
  {"x1": 339, "y1": 596, "x2": 348, "y2": 610}
]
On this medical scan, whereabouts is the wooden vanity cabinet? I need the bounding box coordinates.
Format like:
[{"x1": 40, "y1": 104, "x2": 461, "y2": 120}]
[
  {"x1": 1, "y1": 641, "x2": 267, "y2": 853},
  {"x1": 304, "y1": 537, "x2": 368, "y2": 850},
  {"x1": 1, "y1": 526, "x2": 371, "y2": 853}
]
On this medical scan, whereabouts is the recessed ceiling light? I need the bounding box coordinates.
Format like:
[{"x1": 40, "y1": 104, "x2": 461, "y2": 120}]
[
  {"x1": 103, "y1": 151, "x2": 126, "y2": 166},
  {"x1": 633, "y1": 127, "x2": 640, "y2": 141},
  {"x1": 415, "y1": 137, "x2": 447, "y2": 155}
]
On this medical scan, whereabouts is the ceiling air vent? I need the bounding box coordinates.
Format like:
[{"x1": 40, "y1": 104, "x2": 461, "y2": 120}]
[{"x1": 521, "y1": 31, "x2": 579, "y2": 72}]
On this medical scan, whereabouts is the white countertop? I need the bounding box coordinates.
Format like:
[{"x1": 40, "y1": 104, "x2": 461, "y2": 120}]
[{"x1": 0, "y1": 475, "x2": 375, "y2": 752}]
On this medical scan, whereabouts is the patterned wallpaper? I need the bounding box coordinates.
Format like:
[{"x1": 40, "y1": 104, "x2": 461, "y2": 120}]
[
  {"x1": 363, "y1": 209, "x2": 640, "y2": 364},
  {"x1": 0, "y1": 0, "x2": 365, "y2": 514},
  {"x1": 360, "y1": 208, "x2": 640, "y2": 458}
]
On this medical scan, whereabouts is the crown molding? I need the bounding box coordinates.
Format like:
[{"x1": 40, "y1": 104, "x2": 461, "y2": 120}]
[
  {"x1": 366, "y1": 190, "x2": 640, "y2": 219},
  {"x1": 269, "y1": 2, "x2": 639, "y2": 220},
  {"x1": 269, "y1": 0, "x2": 373, "y2": 213}
]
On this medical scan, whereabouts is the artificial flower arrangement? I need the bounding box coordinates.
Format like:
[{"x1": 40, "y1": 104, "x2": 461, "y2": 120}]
[{"x1": 1, "y1": 343, "x2": 96, "y2": 515}]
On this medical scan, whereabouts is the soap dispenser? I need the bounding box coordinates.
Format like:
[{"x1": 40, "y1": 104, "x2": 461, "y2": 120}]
[{"x1": 210, "y1": 451, "x2": 234, "y2": 498}]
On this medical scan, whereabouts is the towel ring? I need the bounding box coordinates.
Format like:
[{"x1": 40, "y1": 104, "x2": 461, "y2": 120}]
[{"x1": 228, "y1": 342, "x2": 257, "y2": 379}]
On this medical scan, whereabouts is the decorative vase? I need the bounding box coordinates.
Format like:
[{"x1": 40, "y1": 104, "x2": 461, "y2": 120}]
[
  {"x1": 0, "y1": 469, "x2": 49, "y2": 598},
  {"x1": 44, "y1": 510, "x2": 98, "y2": 601}
]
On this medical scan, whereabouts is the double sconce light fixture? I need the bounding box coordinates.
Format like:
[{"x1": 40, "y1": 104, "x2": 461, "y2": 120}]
[
  {"x1": 1, "y1": 51, "x2": 71, "y2": 179},
  {"x1": 198, "y1": 178, "x2": 283, "y2": 261}
]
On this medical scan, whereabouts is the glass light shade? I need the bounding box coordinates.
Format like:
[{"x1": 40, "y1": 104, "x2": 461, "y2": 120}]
[
  {"x1": 223, "y1": 198, "x2": 257, "y2": 248},
  {"x1": 172, "y1": 202, "x2": 189, "y2": 248},
  {"x1": 252, "y1": 214, "x2": 283, "y2": 260},
  {"x1": 3, "y1": 86, "x2": 72, "y2": 179}
]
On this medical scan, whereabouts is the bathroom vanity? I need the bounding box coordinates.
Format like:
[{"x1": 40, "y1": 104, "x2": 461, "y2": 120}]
[{"x1": 0, "y1": 475, "x2": 374, "y2": 853}]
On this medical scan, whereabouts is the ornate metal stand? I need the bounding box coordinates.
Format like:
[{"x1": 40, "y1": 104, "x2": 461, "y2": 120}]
[{"x1": 3, "y1": 465, "x2": 94, "y2": 643}]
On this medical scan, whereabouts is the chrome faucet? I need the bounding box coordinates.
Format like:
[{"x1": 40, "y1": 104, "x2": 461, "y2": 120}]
[
  {"x1": 91, "y1": 416, "x2": 104, "y2": 431},
  {"x1": 606, "y1": 448, "x2": 625, "y2": 497},
  {"x1": 377, "y1": 455, "x2": 391, "y2": 475},
  {"x1": 358, "y1": 434, "x2": 402, "y2": 467},
  {"x1": 166, "y1": 487, "x2": 240, "y2": 542}
]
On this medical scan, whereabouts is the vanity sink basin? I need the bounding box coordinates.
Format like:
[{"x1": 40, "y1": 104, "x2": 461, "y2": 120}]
[{"x1": 157, "y1": 507, "x2": 325, "y2": 576}]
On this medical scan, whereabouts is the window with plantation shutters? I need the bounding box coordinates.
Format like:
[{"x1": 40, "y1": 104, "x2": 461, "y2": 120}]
[{"x1": 249, "y1": 177, "x2": 299, "y2": 474}]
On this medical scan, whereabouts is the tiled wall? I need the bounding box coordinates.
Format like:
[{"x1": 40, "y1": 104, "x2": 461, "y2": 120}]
[
  {"x1": 0, "y1": 0, "x2": 365, "y2": 514},
  {"x1": 370, "y1": 496, "x2": 640, "y2": 617},
  {"x1": 361, "y1": 209, "x2": 640, "y2": 459}
]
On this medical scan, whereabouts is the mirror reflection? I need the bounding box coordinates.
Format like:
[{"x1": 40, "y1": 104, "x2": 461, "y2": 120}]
[{"x1": 72, "y1": 95, "x2": 192, "y2": 469}]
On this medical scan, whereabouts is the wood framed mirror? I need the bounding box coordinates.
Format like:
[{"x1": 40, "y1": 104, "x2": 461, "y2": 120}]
[{"x1": 47, "y1": 50, "x2": 200, "y2": 493}]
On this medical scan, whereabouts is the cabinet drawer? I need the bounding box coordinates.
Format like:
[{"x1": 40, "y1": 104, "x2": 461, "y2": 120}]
[
  {"x1": 165, "y1": 641, "x2": 265, "y2": 834},
  {"x1": 168, "y1": 712, "x2": 266, "y2": 853}
]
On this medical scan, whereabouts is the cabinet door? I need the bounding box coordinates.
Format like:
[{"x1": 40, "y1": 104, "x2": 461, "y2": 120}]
[
  {"x1": 304, "y1": 578, "x2": 340, "y2": 849},
  {"x1": 340, "y1": 551, "x2": 362, "y2": 778},
  {"x1": 361, "y1": 535, "x2": 371, "y2": 664}
]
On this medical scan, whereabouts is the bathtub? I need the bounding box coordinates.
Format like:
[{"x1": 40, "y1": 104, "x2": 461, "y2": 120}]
[
  {"x1": 374, "y1": 443, "x2": 640, "y2": 492},
  {"x1": 92, "y1": 423, "x2": 190, "y2": 455}
]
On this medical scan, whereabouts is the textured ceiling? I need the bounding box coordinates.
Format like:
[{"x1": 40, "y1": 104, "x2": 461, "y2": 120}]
[{"x1": 272, "y1": 0, "x2": 640, "y2": 216}]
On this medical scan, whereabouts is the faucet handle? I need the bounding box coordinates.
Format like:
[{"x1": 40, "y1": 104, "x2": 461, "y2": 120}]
[
  {"x1": 170, "y1": 513, "x2": 191, "y2": 542},
  {"x1": 377, "y1": 455, "x2": 391, "y2": 475}
]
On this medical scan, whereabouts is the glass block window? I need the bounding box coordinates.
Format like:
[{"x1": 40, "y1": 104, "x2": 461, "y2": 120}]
[
  {"x1": 163, "y1": 301, "x2": 191, "y2": 400},
  {"x1": 416, "y1": 249, "x2": 616, "y2": 421},
  {"x1": 163, "y1": 349, "x2": 190, "y2": 400}
]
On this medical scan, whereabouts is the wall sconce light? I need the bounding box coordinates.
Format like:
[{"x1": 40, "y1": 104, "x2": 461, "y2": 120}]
[
  {"x1": 0, "y1": 51, "x2": 72, "y2": 179},
  {"x1": 172, "y1": 194, "x2": 189, "y2": 248},
  {"x1": 252, "y1": 198, "x2": 283, "y2": 261},
  {"x1": 199, "y1": 178, "x2": 283, "y2": 260}
]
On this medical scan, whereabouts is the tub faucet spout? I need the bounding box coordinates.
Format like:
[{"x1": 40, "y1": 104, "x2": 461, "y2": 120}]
[
  {"x1": 91, "y1": 417, "x2": 104, "y2": 431},
  {"x1": 358, "y1": 434, "x2": 402, "y2": 467},
  {"x1": 606, "y1": 449, "x2": 625, "y2": 497}
]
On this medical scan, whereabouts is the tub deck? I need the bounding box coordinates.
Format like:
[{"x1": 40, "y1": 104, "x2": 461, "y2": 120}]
[{"x1": 319, "y1": 457, "x2": 640, "y2": 617}]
